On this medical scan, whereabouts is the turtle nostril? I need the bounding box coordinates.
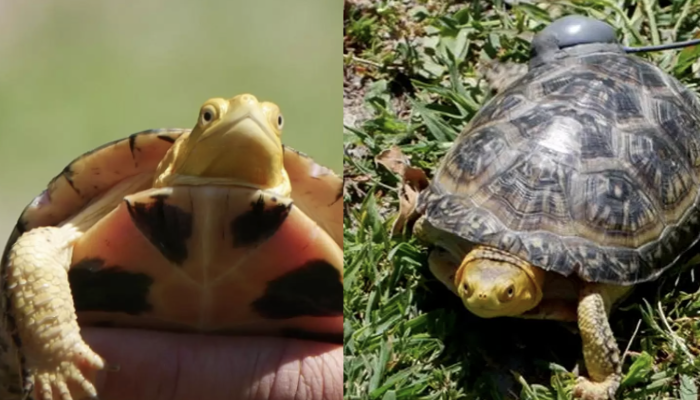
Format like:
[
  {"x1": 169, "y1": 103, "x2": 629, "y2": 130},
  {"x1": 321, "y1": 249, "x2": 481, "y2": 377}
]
[{"x1": 240, "y1": 94, "x2": 257, "y2": 105}]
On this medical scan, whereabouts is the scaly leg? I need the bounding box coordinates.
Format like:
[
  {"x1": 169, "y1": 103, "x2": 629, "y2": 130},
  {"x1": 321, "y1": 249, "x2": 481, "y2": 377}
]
[
  {"x1": 520, "y1": 299, "x2": 578, "y2": 322},
  {"x1": 427, "y1": 248, "x2": 461, "y2": 295},
  {"x1": 5, "y1": 226, "x2": 105, "y2": 400},
  {"x1": 573, "y1": 283, "x2": 629, "y2": 400}
]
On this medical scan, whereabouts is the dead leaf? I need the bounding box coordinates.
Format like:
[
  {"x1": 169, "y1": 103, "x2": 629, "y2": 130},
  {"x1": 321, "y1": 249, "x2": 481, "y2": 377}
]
[
  {"x1": 352, "y1": 174, "x2": 371, "y2": 183},
  {"x1": 391, "y1": 165, "x2": 429, "y2": 236},
  {"x1": 404, "y1": 165, "x2": 429, "y2": 189},
  {"x1": 392, "y1": 182, "x2": 419, "y2": 235},
  {"x1": 345, "y1": 144, "x2": 371, "y2": 159},
  {"x1": 375, "y1": 145, "x2": 429, "y2": 236},
  {"x1": 343, "y1": 174, "x2": 369, "y2": 200},
  {"x1": 373, "y1": 144, "x2": 430, "y2": 235},
  {"x1": 375, "y1": 145, "x2": 410, "y2": 176}
]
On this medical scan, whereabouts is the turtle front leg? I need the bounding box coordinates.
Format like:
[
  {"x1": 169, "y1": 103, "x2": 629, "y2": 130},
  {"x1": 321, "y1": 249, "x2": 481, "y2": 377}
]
[
  {"x1": 520, "y1": 300, "x2": 578, "y2": 322},
  {"x1": 5, "y1": 226, "x2": 105, "y2": 400},
  {"x1": 573, "y1": 283, "x2": 627, "y2": 400},
  {"x1": 427, "y1": 248, "x2": 461, "y2": 295}
]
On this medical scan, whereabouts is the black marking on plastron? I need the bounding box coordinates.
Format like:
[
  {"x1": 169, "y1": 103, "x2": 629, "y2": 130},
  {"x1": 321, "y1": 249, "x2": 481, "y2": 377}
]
[
  {"x1": 69, "y1": 258, "x2": 154, "y2": 315},
  {"x1": 126, "y1": 194, "x2": 193, "y2": 265},
  {"x1": 252, "y1": 259, "x2": 342, "y2": 318},
  {"x1": 281, "y1": 329, "x2": 343, "y2": 344},
  {"x1": 230, "y1": 195, "x2": 291, "y2": 247}
]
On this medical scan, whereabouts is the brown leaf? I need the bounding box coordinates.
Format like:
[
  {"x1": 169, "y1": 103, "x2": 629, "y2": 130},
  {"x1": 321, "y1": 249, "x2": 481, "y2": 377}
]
[
  {"x1": 390, "y1": 165, "x2": 429, "y2": 235},
  {"x1": 404, "y1": 165, "x2": 429, "y2": 190},
  {"x1": 391, "y1": 183, "x2": 417, "y2": 236},
  {"x1": 345, "y1": 144, "x2": 371, "y2": 159},
  {"x1": 343, "y1": 174, "x2": 369, "y2": 200},
  {"x1": 352, "y1": 174, "x2": 371, "y2": 183},
  {"x1": 374, "y1": 145, "x2": 430, "y2": 235},
  {"x1": 375, "y1": 145, "x2": 410, "y2": 176}
]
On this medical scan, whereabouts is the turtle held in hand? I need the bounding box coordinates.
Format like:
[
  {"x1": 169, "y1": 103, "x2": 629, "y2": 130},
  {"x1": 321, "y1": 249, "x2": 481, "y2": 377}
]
[
  {"x1": 414, "y1": 15, "x2": 700, "y2": 400},
  {"x1": 1, "y1": 94, "x2": 343, "y2": 400}
]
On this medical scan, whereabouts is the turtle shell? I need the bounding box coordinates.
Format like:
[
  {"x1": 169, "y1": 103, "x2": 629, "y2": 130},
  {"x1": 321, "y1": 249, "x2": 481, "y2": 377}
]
[
  {"x1": 418, "y1": 44, "x2": 700, "y2": 285},
  {"x1": 1, "y1": 128, "x2": 343, "y2": 341}
]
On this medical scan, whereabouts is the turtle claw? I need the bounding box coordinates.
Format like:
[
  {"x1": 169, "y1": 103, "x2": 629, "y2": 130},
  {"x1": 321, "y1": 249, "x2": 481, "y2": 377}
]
[
  {"x1": 573, "y1": 376, "x2": 619, "y2": 400},
  {"x1": 27, "y1": 341, "x2": 105, "y2": 400}
]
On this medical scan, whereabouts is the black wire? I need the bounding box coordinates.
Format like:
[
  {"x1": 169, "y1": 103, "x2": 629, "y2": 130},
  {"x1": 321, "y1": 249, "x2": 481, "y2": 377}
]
[{"x1": 624, "y1": 38, "x2": 700, "y2": 53}]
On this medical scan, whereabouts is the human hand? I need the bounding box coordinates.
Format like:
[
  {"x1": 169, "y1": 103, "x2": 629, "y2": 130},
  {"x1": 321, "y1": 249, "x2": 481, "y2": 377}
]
[{"x1": 83, "y1": 327, "x2": 342, "y2": 400}]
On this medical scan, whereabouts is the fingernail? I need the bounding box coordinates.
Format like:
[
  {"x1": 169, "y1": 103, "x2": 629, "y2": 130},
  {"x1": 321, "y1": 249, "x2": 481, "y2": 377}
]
[{"x1": 94, "y1": 362, "x2": 120, "y2": 394}]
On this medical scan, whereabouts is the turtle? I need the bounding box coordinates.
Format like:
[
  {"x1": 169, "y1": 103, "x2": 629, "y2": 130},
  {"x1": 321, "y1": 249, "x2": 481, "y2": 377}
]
[
  {"x1": 0, "y1": 93, "x2": 343, "y2": 400},
  {"x1": 413, "y1": 14, "x2": 700, "y2": 400}
]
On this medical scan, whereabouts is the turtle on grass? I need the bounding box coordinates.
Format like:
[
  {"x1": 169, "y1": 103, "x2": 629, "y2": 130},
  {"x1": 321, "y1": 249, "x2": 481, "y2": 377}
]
[
  {"x1": 413, "y1": 15, "x2": 700, "y2": 400},
  {"x1": 1, "y1": 94, "x2": 343, "y2": 400}
]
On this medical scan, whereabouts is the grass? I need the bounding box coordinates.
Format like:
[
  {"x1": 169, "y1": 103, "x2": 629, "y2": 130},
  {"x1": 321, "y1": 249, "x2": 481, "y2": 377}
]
[{"x1": 342, "y1": 1, "x2": 700, "y2": 399}]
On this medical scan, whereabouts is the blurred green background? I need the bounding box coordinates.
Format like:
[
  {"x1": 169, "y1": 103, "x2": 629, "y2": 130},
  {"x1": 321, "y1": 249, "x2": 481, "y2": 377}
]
[{"x1": 0, "y1": 0, "x2": 341, "y2": 240}]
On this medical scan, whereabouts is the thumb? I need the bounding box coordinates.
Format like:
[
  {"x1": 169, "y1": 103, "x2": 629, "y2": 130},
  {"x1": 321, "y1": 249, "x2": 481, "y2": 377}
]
[{"x1": 82, "y1": 327, "x2": 342, "y2": 400}]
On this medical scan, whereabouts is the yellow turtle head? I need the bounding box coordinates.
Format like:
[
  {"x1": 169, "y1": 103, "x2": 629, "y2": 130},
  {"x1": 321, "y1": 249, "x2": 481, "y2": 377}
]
[
  {"x1": 455, "y1": 246, "x2": 545, "y2": 318},
  {"x1": 154, "y1": 94, "x2": 290, "y2": 197}
]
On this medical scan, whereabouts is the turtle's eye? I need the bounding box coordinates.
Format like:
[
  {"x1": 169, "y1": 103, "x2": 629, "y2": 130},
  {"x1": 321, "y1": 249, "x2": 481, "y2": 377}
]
[
  {"x1": 277, "y1": 114, "x2": 284, "y2": 130},
  {"x1": 460, "y1": 282, "x2": 471, "y2": 297},
  {"x1": 261, "y1": 102, "x2": 283, "y2": 136},
  {"x1": 499, "y1": 284, "x2": 515, "y2": 302},
  {"x1": 200, "y1": 105, "x2": 218, "y2": 125}
]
